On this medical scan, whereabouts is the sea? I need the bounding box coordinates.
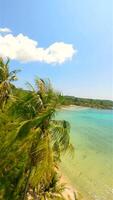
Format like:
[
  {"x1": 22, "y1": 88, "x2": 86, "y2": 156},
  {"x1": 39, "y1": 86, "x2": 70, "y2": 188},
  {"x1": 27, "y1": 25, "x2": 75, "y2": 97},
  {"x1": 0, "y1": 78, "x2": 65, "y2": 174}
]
[{"x1": 56, "y1": 107, "x2": 113, "y2": 200}]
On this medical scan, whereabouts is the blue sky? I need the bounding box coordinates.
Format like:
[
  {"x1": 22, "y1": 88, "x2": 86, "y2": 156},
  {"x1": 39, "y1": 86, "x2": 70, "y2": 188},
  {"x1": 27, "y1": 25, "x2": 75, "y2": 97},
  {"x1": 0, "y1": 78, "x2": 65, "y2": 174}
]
[{"x1": 0, "y1": 0, "x2": 112, "y2": 100}]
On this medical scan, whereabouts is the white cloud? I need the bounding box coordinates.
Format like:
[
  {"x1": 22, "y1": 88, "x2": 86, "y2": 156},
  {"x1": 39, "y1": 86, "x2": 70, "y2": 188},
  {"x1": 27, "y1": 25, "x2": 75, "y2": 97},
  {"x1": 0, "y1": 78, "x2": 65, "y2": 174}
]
[
  {"x1": 0, "y1": 28, "x2": 76, "y2": 64},
  {"x1": 0, "y1": 27, "x2": 12, "y2": 33}
]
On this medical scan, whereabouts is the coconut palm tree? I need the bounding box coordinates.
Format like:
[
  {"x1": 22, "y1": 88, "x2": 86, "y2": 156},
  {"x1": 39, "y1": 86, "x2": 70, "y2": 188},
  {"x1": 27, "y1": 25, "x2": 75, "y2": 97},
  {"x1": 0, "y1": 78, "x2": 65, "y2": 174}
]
[
  {"x1": 0, "y1": 57, "x2": 19, "y2": 110},
  {"x1": 0, "y1": 59, "x2": 74, "y2": 200},
  {"x1": 5, "y1": 78, "x2": 73, "y2": 200}
]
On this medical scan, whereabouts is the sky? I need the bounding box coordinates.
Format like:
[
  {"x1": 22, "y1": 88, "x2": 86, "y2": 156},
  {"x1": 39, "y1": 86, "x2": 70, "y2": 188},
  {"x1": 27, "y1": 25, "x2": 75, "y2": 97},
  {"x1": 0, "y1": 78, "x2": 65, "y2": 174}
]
[{"x1": 0, "y1": 0, "x2": 112, "y2": 100}]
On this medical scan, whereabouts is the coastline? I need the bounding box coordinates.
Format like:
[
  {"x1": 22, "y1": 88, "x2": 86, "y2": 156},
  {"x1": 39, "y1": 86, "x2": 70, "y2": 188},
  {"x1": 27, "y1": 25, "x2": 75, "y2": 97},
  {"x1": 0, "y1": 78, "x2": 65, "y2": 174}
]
[
  {"x1": 61, "y1": 105, "x2": 82, "y2": 110},
  {"x1": 57, "y1": 105, "x2": 84, "y2": 200},
  {"x1": 57, "y1": 104, "x2": 113, "y2": 111},
  {"x1": 60, "y1": 105, "x2": 113, "y2": 112},
  {"x1": 57, "y1": 105, "x2": 87, "y2": 111},
  {"x1": 59, "y1": 169, "x2": 85, "y2": 200}
]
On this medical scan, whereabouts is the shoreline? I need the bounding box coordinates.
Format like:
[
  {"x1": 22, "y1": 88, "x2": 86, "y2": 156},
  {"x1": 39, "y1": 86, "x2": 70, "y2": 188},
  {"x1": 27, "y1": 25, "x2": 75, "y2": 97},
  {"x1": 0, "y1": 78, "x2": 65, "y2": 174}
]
[
  {"x1": 59, "y1": 170, "x2": 78, "y2": 200},
  {"x1": 59, "y1": 169, "x2": 85, "y2": 200},
  {"x1": 58, "y1": 105, "x2": 88, "y2": 111},
  {"x1": 58, "y1": 104, "x2": 84, "y2": 109},
  {"x1": 56, "y1": 106, "x2": 88, "y2": 200},
  {"x1": 57, "y1": 104, "x2": 113, "y2": 111},
  {"x1": 56, "y1": 105, "x2": 84, "y2": 200}
]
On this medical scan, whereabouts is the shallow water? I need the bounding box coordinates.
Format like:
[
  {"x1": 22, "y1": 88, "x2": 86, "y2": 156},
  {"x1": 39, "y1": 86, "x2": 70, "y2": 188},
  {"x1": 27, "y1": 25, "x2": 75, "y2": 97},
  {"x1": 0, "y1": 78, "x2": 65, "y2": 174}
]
[{"x1": 56, "y1": 108, "x2": 113, "y2": 200}]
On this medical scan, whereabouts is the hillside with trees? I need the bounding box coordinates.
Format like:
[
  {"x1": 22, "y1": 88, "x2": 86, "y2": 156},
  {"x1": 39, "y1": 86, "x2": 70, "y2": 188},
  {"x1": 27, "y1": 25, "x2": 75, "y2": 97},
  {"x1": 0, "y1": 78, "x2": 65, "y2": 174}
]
[{"x1": 59, "y1": 95, "x2": 113, "y2": 110}]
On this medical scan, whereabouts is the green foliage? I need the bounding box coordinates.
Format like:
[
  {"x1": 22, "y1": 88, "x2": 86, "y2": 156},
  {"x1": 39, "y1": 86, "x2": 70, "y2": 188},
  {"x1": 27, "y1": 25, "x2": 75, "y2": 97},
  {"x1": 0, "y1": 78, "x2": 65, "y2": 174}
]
[
  {"x1": 0, "y1": 58, "x2": 19, "y2": 110},
  {"x1": 0, "y1": 60, "x2": 74, "y2": 200}
]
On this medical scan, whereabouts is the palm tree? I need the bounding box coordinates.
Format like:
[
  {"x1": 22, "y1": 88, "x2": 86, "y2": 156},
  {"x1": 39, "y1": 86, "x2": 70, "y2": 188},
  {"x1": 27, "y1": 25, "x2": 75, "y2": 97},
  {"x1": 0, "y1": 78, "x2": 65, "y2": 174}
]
[
  {"x1": 7, "y1": 78, "x2": 73, "y2": 200},
  {"x1": 0, "y1": 59, "x2": 74, "y2": 200},
  {"x1": 0, "y1": 57, "x2": 19, "y2": 110}
]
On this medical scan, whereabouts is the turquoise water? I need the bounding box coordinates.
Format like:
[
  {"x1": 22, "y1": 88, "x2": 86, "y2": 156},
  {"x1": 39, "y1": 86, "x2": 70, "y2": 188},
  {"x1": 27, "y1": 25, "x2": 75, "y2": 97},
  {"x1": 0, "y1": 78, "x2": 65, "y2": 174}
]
[{"x1": 56, "y1": 108, "x2": 113, "y2": 200}]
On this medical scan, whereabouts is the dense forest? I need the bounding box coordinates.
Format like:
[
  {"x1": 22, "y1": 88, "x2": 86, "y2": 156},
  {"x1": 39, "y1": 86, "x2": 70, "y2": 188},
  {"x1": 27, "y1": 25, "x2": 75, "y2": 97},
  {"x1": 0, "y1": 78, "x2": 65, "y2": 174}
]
[
  {"x1": 0, "y1": 58, "x2": 74, "y2": 200},
  {"x1": 60, "y1": 95, "x2": 113, "y2": 110}
]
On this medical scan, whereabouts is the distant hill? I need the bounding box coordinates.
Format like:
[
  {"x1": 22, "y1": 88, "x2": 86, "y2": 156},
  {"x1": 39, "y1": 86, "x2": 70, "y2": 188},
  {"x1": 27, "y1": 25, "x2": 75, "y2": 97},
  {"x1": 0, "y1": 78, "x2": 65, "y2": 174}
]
[{"x1": 60, "y1": 95, "x2": 113, "y2": 110}]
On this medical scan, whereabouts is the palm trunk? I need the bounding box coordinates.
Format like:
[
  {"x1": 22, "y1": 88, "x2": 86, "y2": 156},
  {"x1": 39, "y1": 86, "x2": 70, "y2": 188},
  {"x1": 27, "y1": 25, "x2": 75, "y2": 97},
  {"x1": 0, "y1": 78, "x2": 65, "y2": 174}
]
[
  {"x1": 22, "y1": 165, "x2": 32, "y2": 200},
  {"x1": 29, "y1": 189, "x2": 39, "y2": 200}
]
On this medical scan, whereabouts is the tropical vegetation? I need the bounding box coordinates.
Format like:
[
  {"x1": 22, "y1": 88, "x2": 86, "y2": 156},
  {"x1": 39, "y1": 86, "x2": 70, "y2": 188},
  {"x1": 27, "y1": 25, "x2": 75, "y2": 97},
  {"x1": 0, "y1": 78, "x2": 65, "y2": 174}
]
[{"x1": 0, "y1": 58, "x2": 74, "y2": 200}]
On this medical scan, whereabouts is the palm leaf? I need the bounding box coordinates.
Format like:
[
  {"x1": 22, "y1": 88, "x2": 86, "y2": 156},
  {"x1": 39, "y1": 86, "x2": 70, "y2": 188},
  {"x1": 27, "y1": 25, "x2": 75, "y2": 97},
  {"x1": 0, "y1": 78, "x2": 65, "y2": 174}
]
[{"x1": 16, "y1": 109, "x2": 54, "y2": 139}]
